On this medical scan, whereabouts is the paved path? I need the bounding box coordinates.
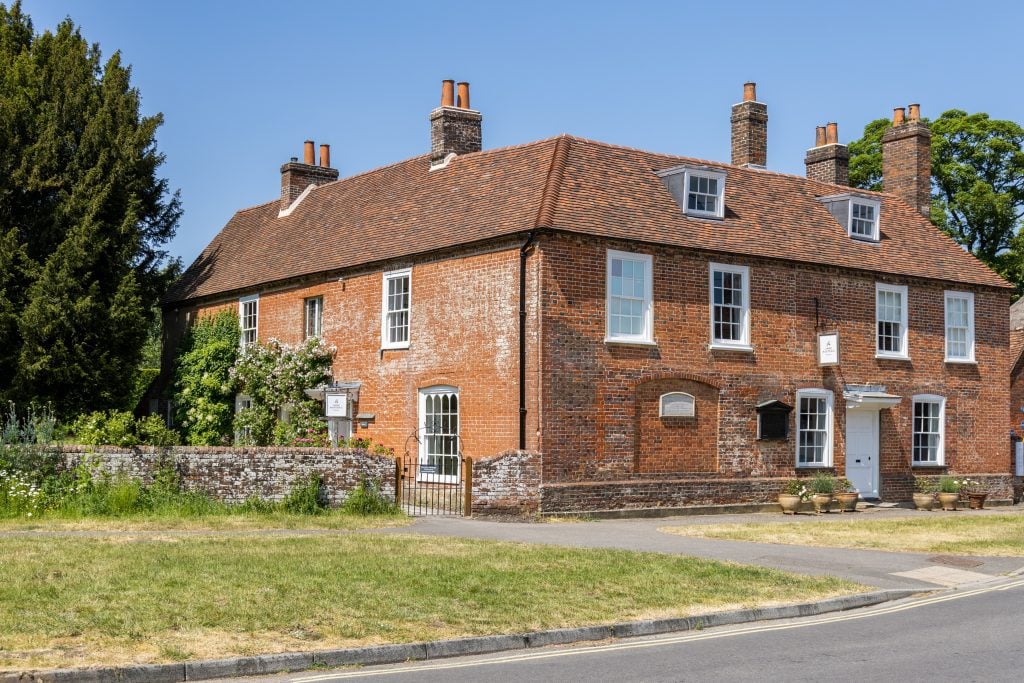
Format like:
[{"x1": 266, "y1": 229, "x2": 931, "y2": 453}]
[{"x1": 380, "y1": 506, "x2": 1024, "y2": 590}]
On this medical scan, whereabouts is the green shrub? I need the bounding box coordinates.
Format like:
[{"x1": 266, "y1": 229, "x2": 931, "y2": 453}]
[
  {"x1": 342, "y1": 476, "x2": 398, "y2": 515},
  {"x1": 281, "y1": 473, "x2": 327, "y2": 515},
  {"x1": 172, "y1": 311, "x2": 240, "y2": 446},
  {"x1": 137, "y1": 415, "x2": 180, "y2": 447},
  {"x1": 809, "y1": 472, "x2": 836, "y2": 494},
  {"x1": 69, "y1": 411, "x2": 179, "y2": 447},
  {"x1": 938, "y1": 476, "x2": 961, "y2": 493}
]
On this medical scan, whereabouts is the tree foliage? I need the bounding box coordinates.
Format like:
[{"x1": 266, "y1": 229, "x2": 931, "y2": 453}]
[
  {"x1": 172, "y1": 311, "x2": 240, "y2": 446},
  {"x1": 847, "y1": 110, "x2": 1024, "y2": 289},
  {"x1": 0, "y1": 2, "x2": 181, "y2": 414},
  {"x1": 231, "y1": 338, "x2": 334, "y2": 446}
]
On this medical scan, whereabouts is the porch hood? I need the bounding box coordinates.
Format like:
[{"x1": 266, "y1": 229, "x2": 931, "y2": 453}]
[{"x1": 843, "y1": 384, "x2": 901, "y2": 408}]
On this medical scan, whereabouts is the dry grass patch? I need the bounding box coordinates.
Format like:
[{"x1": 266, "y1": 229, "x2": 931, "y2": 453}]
[
  {"x1": 0, "y1": 510, "x2": 410, "y2": 533},
  {"x1": 660, "y1": 513, "x2": 1024, "y2": 556},
  {"x1": 0, "y1": 533, "x2": 861, "y2": 671}
]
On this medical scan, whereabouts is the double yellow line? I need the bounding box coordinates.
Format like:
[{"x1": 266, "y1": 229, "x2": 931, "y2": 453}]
[{"x1": 295, "y1": 578, "x2": 1024, "y2": 681}]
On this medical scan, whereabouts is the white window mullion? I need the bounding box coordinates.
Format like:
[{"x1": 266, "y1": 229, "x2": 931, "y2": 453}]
[
  {"x1": 709, "y1": 263, "x2": 751, "y2": 350},
  {"x1": 944, "y1": 291, "x2": 974, "y2": 363},
  {"x1": 875, "y1": 283, "x2": 908, "y2": 359},
  {"x1": 605, "y1": 250, "x2": 653, "y2": 344},
  {"x1": 796, "y1": 389, "x2": 833, "y2": 467},
  {"x1": 381, "y1": 268, "x2": 411, "y2": 349},
  {"x1": 239, "y1": 295, "x2": 259, "y2": 349},
  {"x1": 912, "y1": 395, "x2": 945, "y2": 465}
]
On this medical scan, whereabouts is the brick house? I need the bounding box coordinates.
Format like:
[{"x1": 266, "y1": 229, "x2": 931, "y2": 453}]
[{"x1": 162, "y1": 81, "x2": 1017, "y2": 512}]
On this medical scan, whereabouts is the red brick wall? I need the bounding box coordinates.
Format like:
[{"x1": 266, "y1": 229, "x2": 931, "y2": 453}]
[
  {"x1": 168, "y1": 241, "x2": 526, "y2": 460},
  {"x1": 635, "y1": 378, "x2": 719, "y2": 473},
  {"x1": 538, "y1": 232, "x2": 1011, "y2": 503}
]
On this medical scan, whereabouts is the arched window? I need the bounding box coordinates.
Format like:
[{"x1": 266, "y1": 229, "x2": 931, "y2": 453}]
[
  {"x1": 418, "y1": 386, "x2": 459, "y2": 482},
  {"x1": 659, "y1": 392, "x2": 695, "y2": 418}
]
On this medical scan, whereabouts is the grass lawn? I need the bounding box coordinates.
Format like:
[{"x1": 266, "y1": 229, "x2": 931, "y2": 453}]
[
  {"x1": 0, "y1": 533, "x2": 861, "y2": 671},
  {"x1": 660, "y1": 513, "x2": 1024, "y2": 556},
  {"x1": 0, "y1": 510, "x2": 410, "y2": 533}
]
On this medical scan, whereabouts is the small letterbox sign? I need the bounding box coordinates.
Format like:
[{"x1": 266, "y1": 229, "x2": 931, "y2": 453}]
[
  {"x1": 818, "y1": 332, "x2": 839, "y2": 366},
  {"x1": 325, "y1": 393, "x2": 348, "y2": 418}
]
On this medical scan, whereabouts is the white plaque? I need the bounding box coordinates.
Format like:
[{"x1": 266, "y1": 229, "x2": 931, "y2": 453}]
[
  {"x1": 818, "y1": 333, "x2": 839, "y2": 366},
  {"x1": 325, "y1": 393, "x2": 348, "y2": 417}
]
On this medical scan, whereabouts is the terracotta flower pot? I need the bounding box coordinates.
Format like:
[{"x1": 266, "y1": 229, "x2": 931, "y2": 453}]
[
  {"x1": 967, "y1": 492, "x2": 987, "y2": 510},
  {"x1": 937, "y1": 492, "x2": 959, "y2": 511},
  {"x1": 778, "y1": 494, "x2": 802, "y2": 515},
  {"x1": 912, "y1": 492, "x2": 935, "y2": 511},
  {"x1": 811, "y1": 493, "x2": 833, "y2": 514},
  {"x1": 835, "y1": 491, "x2": 859, "y2": 512}
]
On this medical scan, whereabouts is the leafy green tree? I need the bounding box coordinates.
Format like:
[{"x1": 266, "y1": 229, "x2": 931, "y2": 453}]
[
  {"x1": 172, "y1": 311, "x2": 240, "y2": 446},
  {"x1": 0, "y1": 2, "x2": 181, "y2": 414},
  {"x1": 847, "y1": 110, "x2": 1024, "y2": 288}
]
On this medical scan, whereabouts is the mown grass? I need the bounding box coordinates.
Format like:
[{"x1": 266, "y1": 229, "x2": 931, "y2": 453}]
[
  {"x1": 0, "y1": 509, "x2": 410, "y2": 532},
  {"x1": 0, "y1": 533, "x2": 861, "y2": 671},
  {"x1": 660, "y1": 512, "x2": 1024, "y2": 556}
]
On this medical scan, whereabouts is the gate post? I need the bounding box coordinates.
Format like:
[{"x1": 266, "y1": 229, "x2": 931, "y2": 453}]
[
  {"x1": 394, "y1": 456, "x2": 403, "y2": 507},
  {"x1": 462, "y1": 457, "x2": 473, "y2": 517}
]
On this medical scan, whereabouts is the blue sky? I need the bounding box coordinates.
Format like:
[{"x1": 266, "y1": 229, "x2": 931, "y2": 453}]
[{"x1": 20, "y1": 0, "x2": 1024, "y2": 267}]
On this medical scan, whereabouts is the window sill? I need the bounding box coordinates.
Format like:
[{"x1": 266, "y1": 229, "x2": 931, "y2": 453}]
[
  {"x1": 684, "y1": 211, "x2": 725, "y2": 221},
  {"x1": 944, "y1": 358, "x2": 977, "y2": 365},
  {"x1": 795, "y1": 464, "x2": 834, "y2": 469},
  {"x1": 911, "y1": 463, "x2": 946, "y2": 468},
  {"x1": 381, "y1": 343, "x2": 410, "y2": 351},
  {"x1": 605, "y1": 337, "x2": 658, "y2": 347},
  {"x1": 709, "y1": 343, "x2": 754, "y2": 353},
  {"x1": 875, "y1": 353, "x2": 910, "y2": 361}
]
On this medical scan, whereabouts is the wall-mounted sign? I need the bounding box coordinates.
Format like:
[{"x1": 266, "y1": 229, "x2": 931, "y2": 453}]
[
  {"x1": 815, "y1": 331, "x2": 839, "y2": 366},
  {"x1": 818, "y1": 332, "x2": 839, "y2": 366},
  {"x1": 325, "y1": 393, "x2": 348, "y2": 417}
]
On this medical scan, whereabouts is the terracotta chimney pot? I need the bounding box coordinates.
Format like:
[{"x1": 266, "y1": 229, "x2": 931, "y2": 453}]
[
  {"x1": 825, "y1": 122, "x2": 838, "y2": 145},
  {"x1": 908, "y1": 103, "x2": 921, "y2": 122},
  {"x1": 815, "y1": 125, "x2": 827, "y2": 147},
  {"x1": 319, "y1": 144, "x2": 330, "y2": 168},
  {"x1": 441, "y1": 80, "x2": 455, "y2": 107},
  {"x1": 457, "y1": 82, "x2": 470, "y2": 109},
  {"x1": 743, "y1": 82, "x2": 756, "y2": 102},
  {"x1": 303, "y1": 140, "x2": 315, "y2": 165},
  {"x1": 893, "y1": 107, "x2": 906, "y2": 126}
]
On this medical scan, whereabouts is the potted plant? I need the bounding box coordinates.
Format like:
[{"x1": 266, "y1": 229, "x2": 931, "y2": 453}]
[
  {"x1": 835, "y1": 478, "x2": 859, "y2": 513},
  {"x1": 808, "y1": 472, "x2": 836, "y2": 514},
  {"x1": 958, "y1": 478, "x2": 987, "y2": 509},
  {"x1": 779, "y1": 480, "x2": 808, "y2": 515},
  {"x1": 937, "y1": 476, "x2": 961, "y2": 511},
  {"x1": 913, "y1": 477, "x2": 936, "y2": 511}
]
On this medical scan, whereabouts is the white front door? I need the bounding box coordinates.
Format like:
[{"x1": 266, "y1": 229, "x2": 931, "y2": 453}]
[{"x1": 845, "y1": 409, "x2": 880, "y2": 498}]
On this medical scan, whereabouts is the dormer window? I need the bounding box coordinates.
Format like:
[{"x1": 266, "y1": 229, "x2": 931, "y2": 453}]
[
  {"x1": 818, "y1": 194, "x2": 881, "y2": 242},
  {"x1": 656, "y1": 165, "x2": 727, "y2": 219}
]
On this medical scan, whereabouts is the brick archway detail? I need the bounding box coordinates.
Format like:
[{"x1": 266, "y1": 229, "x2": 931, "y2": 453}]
[{"x1": 629, "y1": 371, "x2": 722, "y2": 390}]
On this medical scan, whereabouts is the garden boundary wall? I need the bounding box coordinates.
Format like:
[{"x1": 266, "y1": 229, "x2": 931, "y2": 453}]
[{"x1": 59, "y1": 445, "x2": 395, "y2": 506}]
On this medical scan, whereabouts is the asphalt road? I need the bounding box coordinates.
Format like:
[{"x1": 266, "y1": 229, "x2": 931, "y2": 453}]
[{"x1": 231, "y1": 577, "x2": 1024, "y2": 683}]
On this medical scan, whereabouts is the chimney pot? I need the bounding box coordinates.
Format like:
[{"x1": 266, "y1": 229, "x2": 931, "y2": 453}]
[
  {"x1": 893, "y1": 107, "x2": 906, "y2": 126},
  {"x1": 825, "y1": 122, "x2": 838, "y2": 145},
  {"x1": 457, "y1": 82, "x2": 470, "y2": 109},
  {"x1": 730, "y1": 82, "x2": 768, "y2": 167},
  {"x1": 319, "y1": 144, "x2": 330, "y2": 168},
  {"x1": 814, "y1": 125, "x2": 827, "y2": 147},
  {"x1": 743, "y1": 82, "x2": 756, "y2": 102},
  {"x1": 908, "y1": 103, "x2": 921, "y2": 122},
  {"x1": 303, "y1": 140, "x2": 315, "y2": 165},
  {"x1": 441, "y1": 80, "x2": 455, "y2": 107},
  {"x1": 883, "y1": 103, "x2": 932, "y2": 216}
]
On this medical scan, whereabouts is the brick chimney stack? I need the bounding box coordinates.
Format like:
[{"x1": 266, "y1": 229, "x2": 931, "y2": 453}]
[
  {"x1": 430, "y1": 79, "x2": 482, "y2": 166},
  {"x1": 882, "y1": 103, "x2": 932, "y2": 216},
  {"x1": 730, "y1": 82, "x2": 768, "y2": 168},
  {"x1": 804, "y1": 121, "x2": 849, "y2": 185},
  {"x1": 280, "y1": 139, "x2": 339, "y2": 212}
]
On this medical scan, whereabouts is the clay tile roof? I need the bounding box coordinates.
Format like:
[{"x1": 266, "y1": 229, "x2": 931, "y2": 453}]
[
  {"x1": 165, "y1": 135, "x2": 1009, "y2": 304},
  {"x1": 1011, "y1": 329, "x2": 1024, "y2": 375}
]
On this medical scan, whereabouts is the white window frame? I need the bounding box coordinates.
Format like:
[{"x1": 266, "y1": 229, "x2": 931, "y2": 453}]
[
  {"x1": 418, "y1": 385, "x2": 460, "y2": 484},
  {"x1": 944, "y1": 291, "x2": 975, "y2": 363},
  {"x1": 381, "y1": 268, "x2": 411, "y2": 350},
  {"x1": 234, "y1": 394, "x2": 253, "y2": 443},
  {"x1": 848, "y1": 198, "x2": 881, "y2": 241},
  {"x1": 795, "y1": 388, "x2": 834, "y2": 468},
  {"x1": 239, "y1": 295, "x2": 259, "y2": 349},
  {"x1": 911, "y1": 394, "x2": 945, "y2": 466},
  {"x1": 304, "y1": 296, "x2": 323, "y2": 339},
  {"x1": 659, "y1": 392, "x2": 695, "y2": 418},
  {"x1": 709, "y1": 262, "x2": 751, "y2": 351},
  {"x1": 684, "y1": 168, "x2": 727, "y2": 219},
  {"x1": 605, "y1": 249, "x2": 654, "y2": 345},
  {"x1": 875, "y1": 283, "x2": 909, "y2": 359}
]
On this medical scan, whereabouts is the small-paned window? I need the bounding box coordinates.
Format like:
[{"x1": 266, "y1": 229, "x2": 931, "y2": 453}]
[
  {"x1": 944, "y1": 291, "x2": 974, "y2": 362},
  {"x1": 606, "y1": 250, "x2": 653, "y2": 344},
  {"x1": 796, "y1": 389, "x2": 833, "y2": 466},
  {"x1": 655, "y1": 165, "x2": 727, "y2": 220},
  {"x1": 239, "y1": 295, "x2": 258, "y2": 349},
  {"x1": 912, "y1": 395, "x2": 945, "y2": 465},
  {"x1": 709, "y1": 263, "x2": 751, "y2": 349},
  {"x1": 304, "y1": 296, "x2": 323, "y2": 339},
  {"x1": 660, "y1": 392, "x2": 695, "y2": 418},
  {"x1": 850, "y1": 201, "x2": 879, "y2": 240},
  {"x1": 876, "y1": 283, "x2": 908, "y2": 358},
  {"x1": 381, "y1": 269, "x2": 411, "y2": 349}
]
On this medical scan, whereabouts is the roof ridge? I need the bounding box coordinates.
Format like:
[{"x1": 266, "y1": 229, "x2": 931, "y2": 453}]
[{"x1": 535, "y1": 136, "x2": 571, "y2": 228}]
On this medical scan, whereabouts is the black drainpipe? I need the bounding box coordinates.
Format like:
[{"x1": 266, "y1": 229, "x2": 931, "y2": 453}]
[{"x1": 519, "y1": 231, "x2": 535, "y2": 450}]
